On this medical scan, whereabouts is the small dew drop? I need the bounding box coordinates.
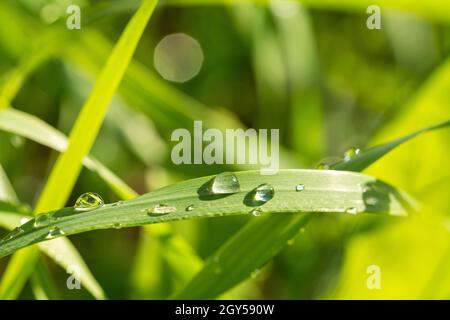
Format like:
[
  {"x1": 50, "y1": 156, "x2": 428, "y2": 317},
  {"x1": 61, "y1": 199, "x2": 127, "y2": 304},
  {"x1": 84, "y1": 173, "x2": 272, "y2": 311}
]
[
  {"x1": 186, "y1": 204, "x2": 195, "y2": 211},
  {"x1": 34, "y1": 213, "x2": 55, "y2": 228},
  {"x1": 253, "y1": 183, "x2": 274, "y2": 203},
  {"x1": 209, "y1": 172, "x2": 240, "y2": 194},
  {"x1": 147, "y1": 204, "x2": 177, "y2": 216},
  {"x1": 1, "y1": 227, "x2": 24, "y2": 241},
  {"x1": 46, "y1": 227, "x2": 65, "y2": 239},
  {"x1": 74, "y1": 192, "x2": 104, "y2": 211},
  {"x1": 344, "y1": 147, "x2": 361, "y2": 161},
  {"x1": 287, "y1": 238, "x2": 295, "y2": 246},
  {"x1": 112, "y1": 200, "x2": 124, "y2": 207},
  {"x1": 295, "y1": 184, "x2": 305, "y2": 192},
  {"x1": 345, "y1": 207, "x2": 358, "y2": 215},
  {"x1": 251, "y1": 207, "x2": 263, "y2": 216},
  {"x1": 113, "y1": 223, "x2": 123, "y2": 230}
]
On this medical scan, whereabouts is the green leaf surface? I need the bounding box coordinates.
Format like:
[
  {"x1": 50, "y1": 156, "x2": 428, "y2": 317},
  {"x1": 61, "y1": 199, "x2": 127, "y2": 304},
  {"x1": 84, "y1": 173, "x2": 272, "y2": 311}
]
[{"x1": 0, "y1": 169, "x2": 412, "y2": 259}]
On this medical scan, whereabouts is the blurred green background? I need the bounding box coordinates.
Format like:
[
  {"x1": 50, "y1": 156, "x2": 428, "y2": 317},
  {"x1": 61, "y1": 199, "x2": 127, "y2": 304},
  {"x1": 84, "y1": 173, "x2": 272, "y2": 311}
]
[{"x1": 0, "y1": 0, "x2": 449, "y2": 299}]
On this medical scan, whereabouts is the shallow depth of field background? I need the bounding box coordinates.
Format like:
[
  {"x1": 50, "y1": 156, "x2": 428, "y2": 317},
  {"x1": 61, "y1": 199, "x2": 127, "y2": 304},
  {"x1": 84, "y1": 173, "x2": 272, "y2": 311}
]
[{"x1": 0, "y1": 0, "x2": 449, "y2": 299}]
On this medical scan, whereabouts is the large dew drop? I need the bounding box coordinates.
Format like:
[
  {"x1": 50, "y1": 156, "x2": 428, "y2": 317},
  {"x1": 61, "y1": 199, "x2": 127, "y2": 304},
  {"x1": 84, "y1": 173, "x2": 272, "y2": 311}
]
[
  {"x1": 147, "y1": 204, "x2": 177, "y2": 216},
  {"x1": 34, "y1": 213, "x2": 55, "y2": 228},
  {"x1": 74, "y1": 192, "x2": 104, "y2": 211},
  {"x1": 209, "y1": 172, "x2": 240, "y2": 194}
]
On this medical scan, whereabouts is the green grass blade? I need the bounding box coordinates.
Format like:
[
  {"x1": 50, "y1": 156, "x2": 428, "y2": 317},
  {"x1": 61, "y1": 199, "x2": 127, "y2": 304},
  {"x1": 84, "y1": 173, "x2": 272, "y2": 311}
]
[
  {"x1": 30, "y1": 258, "x2": 62, "y2": 300},
  {"x1": 0, "y1": 247, "x2": 38, "y2": 299},
  {"x1": 0, "y1": 164, "x2": 18, "y2": 203},
  {"x1": 173, "y1": 120, "x2": 448, "y2": 299},
  {"x1": 331, "y1": 119, "x2": 450, "y2": 172},
  {"x1": 35, "y1": 0, "x2": 157, "y2": 212},
  {"x1": 0, "y1": 169, "x2": 413, "y2": 259}
]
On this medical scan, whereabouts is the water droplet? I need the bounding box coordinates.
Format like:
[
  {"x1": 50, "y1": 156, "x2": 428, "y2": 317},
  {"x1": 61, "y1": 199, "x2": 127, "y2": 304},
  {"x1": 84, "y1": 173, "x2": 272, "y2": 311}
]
[
  {"x1": 345, "y1": 207, "x2": 358, "y2": 214},
  {"x1": 287, "y1": 238, "x2": 295, "y2": 246},
  {"x1": 74, "y1": 192, "x2": 104, "y2": 211},
  {"x1": 295, "y1": 184, "x2": 305, "y2": 192},
  {"x1": 209, "y1": 172, "x2": 240, "y2": 194},
  {"x1": 251, "y1": 207, "x2": 263, "y2": 216},
  {"x1": 46, "y1": 227, "x2": 64, "y2": 239},
  {"x1": 34, "y1": 213, "x2": 55, "y2": 228},
  {"x1": 316, "y1": 163, "x2": 329, "y2": 170},
  {"x1": 186, "y1": 204, "x2": 195, "y2": 211},
  {"x1": 113, "y1": 223, "x2": 123, "y2": 229},
  {"x1": 1, "y1": 227, "x2": 24, "y2": 241},
  {"x1": 147, "y1": 204, "x2": 177, "y2": 216},
  {"x1": 112, "y1": 200, "x2": 124, "y2": 207},
  {"x1": 253, "y1": 183, "x2": 274, "y2": 203},
  {"x1": 250, "y1": 269, "x2": 261, "y2": 279},
  {"x1": 344, "y1": 147, "x2": 361, "y2": 161}
]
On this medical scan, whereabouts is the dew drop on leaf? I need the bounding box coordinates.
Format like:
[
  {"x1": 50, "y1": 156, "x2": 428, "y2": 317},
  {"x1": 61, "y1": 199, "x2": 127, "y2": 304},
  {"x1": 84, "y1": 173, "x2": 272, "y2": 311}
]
[
  {"x1": 345, "y1": 207, "x2": 358, "y2": 214},
  {"x1": 186, "y1": 204, "x2": 195, "y2": 211},
  {"x1": 74, "y1": 192, "x2": 104, "y2": 211},
  {"x1": 253, "y1": 183, "x2": 274, "y2": 203},
  {"x1": 34, "y1": 213, "x2": 55, "y2": 227},
  {"x1": 344, "y1": 147, "x2": 361, "y2": 161},
  {"x1": 46, "y1": 227, "x2": 65, "y2": 239},
  {"x1": 1, "y1": 227, "x2": 24, "y2": 241},
  {"x1": 147, "y1": 204, "x2": 177, "y2": 216},
  {"x1": 250, "y1": 207, "x2": 263, "y2": 216},
  {"x1": 295, "y1": 184, "x2": 305, "y2": 191},
  {"x1": 209, "y1": 172, "x2": 240, "y2": 194}
]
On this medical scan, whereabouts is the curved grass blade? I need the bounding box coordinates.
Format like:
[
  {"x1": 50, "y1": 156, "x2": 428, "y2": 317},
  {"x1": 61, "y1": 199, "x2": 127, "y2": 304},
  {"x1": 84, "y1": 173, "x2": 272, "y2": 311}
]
[
  {"x1": 331, "y1": 119, "x2": 450, "y2": 172},
  {"x1": 173, "y1": 120, "x2": 448, "y2": 299},
  {"x1": 0, "y1": 169, "x2": 412, "y2": 259}
]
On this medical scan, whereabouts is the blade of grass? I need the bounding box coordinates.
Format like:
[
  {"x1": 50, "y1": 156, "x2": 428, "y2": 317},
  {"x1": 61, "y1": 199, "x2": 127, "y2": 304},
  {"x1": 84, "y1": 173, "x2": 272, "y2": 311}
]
[
  {"x1": 331, "y1": 119, "x2": 450, "y2": 172},
  {"x1": 0, "y1": 0, "x2": 158, "y2": 299},
  {"x1": 0, "y1": 169, "x2": 414, "y2": 258},
  {"x1": 173, "y1": 119, "x2": 449, "y2": 299},
  {"x1": 0, "y1": 164, "x2": 18, "y2": 203},
  {"x1": 30, "y1": 257, "x2": 61, "y2": 300}
]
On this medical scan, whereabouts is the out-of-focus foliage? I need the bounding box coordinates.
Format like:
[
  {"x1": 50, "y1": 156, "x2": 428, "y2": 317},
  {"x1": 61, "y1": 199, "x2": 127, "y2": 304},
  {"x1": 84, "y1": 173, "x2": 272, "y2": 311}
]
[{"x1": 0, "y1": 0, "x2": 449, "y2": 299}]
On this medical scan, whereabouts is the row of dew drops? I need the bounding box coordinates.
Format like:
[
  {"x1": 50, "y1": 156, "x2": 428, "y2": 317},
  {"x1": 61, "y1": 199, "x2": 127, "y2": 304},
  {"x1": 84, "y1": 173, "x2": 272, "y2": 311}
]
[{"x1": 1, "y1": 148, "x2": 362, "y2": 243}]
